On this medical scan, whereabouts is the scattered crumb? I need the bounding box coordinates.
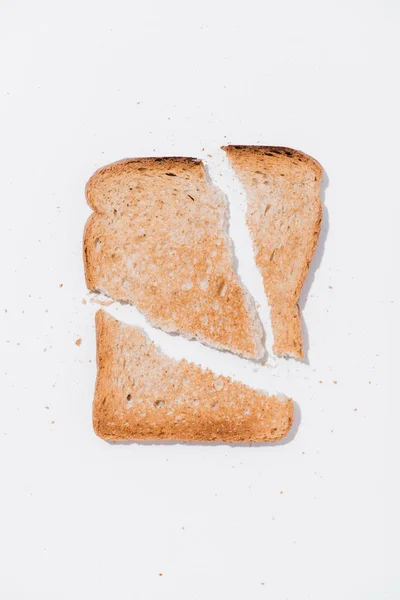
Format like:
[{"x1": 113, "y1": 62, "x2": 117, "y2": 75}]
[
  {"x1": 90, "y1": 296, "x2": 114, "y2": 307},
  {"x1": 280, "y1": 490, "x2": 284, "y2": 494},
  {"x1": 354, "y1": 408, "x2": 358, "y2": 412},
  {"x1": 319, "y1": 380, "x2": 323, "y2": 384},
  {"x1": 45, "y1": 309, "x2": 48, "y2": 313},
  {"x1": 159, "y1": 573, "x2": 163, "y2": 577},
  {"x1": 261, "y1": 582, "x2": 265, "y2": 586},
  {"x1": 330, "y1": 429, "x2": 334, "y2": 433},
  {"x1": 75, "y1": 338, "x2": 82, "y2": 346},
  {"x1": 43, "y1": 348, "x2": 47, "y2": 352},
  {"x1": 88, "y1": 359, "x2": 92, "y2": 363},
  {"x1": 59, "y1": 284, "x2": 63, "y2": 288},
  {"x1": 333, "y1": 380, "x2": 337, "y2": 384},
  {"x1": 4, "y1": 309, "x2": 7, "y2": 313},
  {"x1": 51, "y1": 420, "x2": 55, "y2": 424},
  {"x1": 44, "y1": 406, "x2": 49, "y2": 409},
  {"x1": 301, "y1": 451, "x2": 305, "y2": 455},
  {"x1": 368, "y1": 381, "x2": 371, "y2": 384},
  {"x1": 82, "y1": 299, "x2": 87, "y2": 305},
  {"x1": 328, "y1": 285, "x2": 333, "y2": 289},
  {"x1": 207, "y1": 154, "x2": 212, "y2": 158}
]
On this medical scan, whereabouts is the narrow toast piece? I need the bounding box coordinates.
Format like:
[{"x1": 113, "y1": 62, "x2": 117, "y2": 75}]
[
  {"x1": 94, "y1": 310, "x2": 294, "y2": 442},
  {"x1": 223, "y1": 146, "x2": 323, "y2": 359},
  {"x1": 84, "y1": 158, "x2": 263, "y2": 359}
]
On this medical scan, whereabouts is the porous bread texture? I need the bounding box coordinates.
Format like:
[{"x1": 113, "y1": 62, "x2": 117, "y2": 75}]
[
  {"x1": 84, "y1": 157, "x2": 264, "y2": 359},
  {"x1": 94, "y1": 310, "x2": 294, "y2": 443},
  {"x1": 223, "y1": 146, "x2": 322, "y2": 359}
]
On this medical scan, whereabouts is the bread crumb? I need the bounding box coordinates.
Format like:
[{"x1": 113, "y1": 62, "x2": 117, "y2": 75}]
[
  {"x1": 319, "y1": 380, "x2": 323, "y2": 384},
  {"x1": 280, "y1": 490, "x2": 284, "y2": 494},
  {"x1": 90, "y1": 296, "x2": 114, "y2": 307},
  {"x1": 4, "y1": 309, "x2": 7, "y2": 313},
  {"x1": 261, "y1": 582, "x2": 265, "y2": 585},
  {"x1": 354, "y1": 408, "x2": 358, "y2": 412},
  {"x1": 328, "y1": 285, "x2": 333, "y2": 289},
  {"x1": 301, "y1": 451, "x2": 305, "y2": 455},
  {"x1": 75, "y1": 338, "x2": 82, "y2": 346},
  {"x1": 51, "y1": 420, "x2": 55, "y2": 424},
  {"x1": 333, "y1": 380, "x2": 337, "y2": 384},
  {"x1": 59, "y1": 284, "x2": 63, "y2": 288},
  {"x1": 159, "y1": 573, "x2": 163, "y2": 577},
  {"x1": 44, "y1": 406, "x2": 49, "y2": 409},
  {"x1": 368, "y1": 381, "x2": 371, "y2": 384},
  {"x1": 82, "y1": 299, "x2": 87, "y2": 305}
]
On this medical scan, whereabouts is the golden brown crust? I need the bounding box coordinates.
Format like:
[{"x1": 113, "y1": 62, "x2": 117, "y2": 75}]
[
  {"x1": 85, "y1": 157, "x2": 202, "y2": 209},
  {"x1": 221, "y1": 145, "x2": 323, "y2": 177},
  {"x1": 83, "y1": 157, "x2": 264, "y2": 359},
  {"x1": 93, "y1": 310, "x2": 294, "y2": 443},
  {"x1": 223, "y1": 145, "x2": 323, "y2": 359}
]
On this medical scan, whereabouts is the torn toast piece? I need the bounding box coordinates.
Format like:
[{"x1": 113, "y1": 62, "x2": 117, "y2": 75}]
[
  {"x1": 84, "y1": 158, "x2": 263, "y2": 359},
  {"x1": 94, "y1": 310, "x2": 294, "y2": 443},
  {"x1": 223, "y1": 146, "x2": 323, "y2": 359}
]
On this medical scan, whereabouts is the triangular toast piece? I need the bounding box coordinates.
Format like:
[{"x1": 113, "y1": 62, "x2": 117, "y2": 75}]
[
  {"x1": 223, "y1": 146, "x2": 322, "y2": 359},
  {"x1": 93, "y1": 310, "x2": 293, "y2": 443}
]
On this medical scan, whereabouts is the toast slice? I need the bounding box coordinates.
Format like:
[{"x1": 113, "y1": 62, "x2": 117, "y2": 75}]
[
  {"x1": 93, "y1": 310, "x2": 294, "y2": 443},
  {"x1": 84, "y1": 158, "x2": 264, "y2": 359},
  {"x1": 223, "y1": 146, "x2": 323, "y2": 359}
]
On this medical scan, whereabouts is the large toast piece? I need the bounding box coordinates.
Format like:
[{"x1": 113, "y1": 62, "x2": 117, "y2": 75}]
[
  {"x1": 223, "y1": 146, "x2": 323, "y2": 359},
  {"x1": 84, "y1": 158, "x2": 263, "y2": 359},
  {"x1": 93, "y1": 310, "x2": 294, "y2": 443}
]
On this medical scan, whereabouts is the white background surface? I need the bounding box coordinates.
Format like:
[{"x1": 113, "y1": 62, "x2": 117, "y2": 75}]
[{"x1": 0, "y1": 1, "x2": 398, "y2": 598}]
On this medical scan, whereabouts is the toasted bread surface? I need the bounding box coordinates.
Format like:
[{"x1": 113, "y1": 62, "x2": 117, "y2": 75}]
[
  {"x1": 84, "y1": 158, "x2": 264, "y2": 359},
  {"x1": 223, "y1": 146, "x2": 322, "y2": 359},
  {"x1": 93, "y1": 310, "x2": 294, "y2": 443}
]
